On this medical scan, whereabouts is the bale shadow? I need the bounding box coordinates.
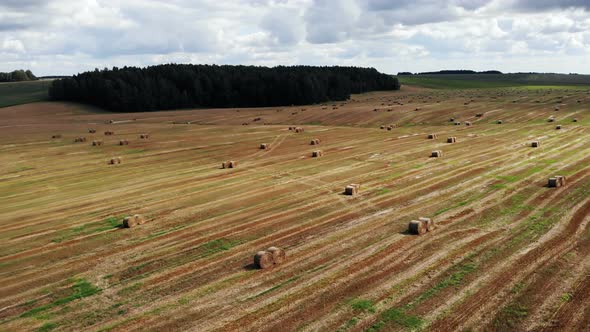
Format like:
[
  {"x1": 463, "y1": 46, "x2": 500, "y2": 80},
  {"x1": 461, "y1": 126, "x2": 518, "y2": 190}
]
[{"x1": 243, "y1": 263, "x2": 259, "y2": 271}]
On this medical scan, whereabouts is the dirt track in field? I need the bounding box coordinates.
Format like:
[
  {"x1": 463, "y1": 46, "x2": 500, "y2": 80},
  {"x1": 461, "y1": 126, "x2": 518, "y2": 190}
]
[{"x1": 1, "y1": 86, "x2": 590, "y2": 331}]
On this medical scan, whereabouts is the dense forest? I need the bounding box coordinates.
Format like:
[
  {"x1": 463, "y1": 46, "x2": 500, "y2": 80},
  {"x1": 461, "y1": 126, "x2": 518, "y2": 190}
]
[
  {"x1": 0, "y1": 70, "x2": 38, "y2": 82},
  {"x1": 49, "y1": 65, "x2": 400, "y2": 112}
]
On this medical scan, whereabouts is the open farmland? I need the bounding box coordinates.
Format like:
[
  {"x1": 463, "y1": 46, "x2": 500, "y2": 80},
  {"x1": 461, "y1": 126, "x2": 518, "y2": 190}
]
[{"x1": 2, "y1": 86, "x2": 590, "y2": 331}]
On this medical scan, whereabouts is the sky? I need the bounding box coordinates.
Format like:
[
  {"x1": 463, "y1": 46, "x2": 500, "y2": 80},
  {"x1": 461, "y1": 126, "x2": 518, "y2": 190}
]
[{"x1": 1, "y1": 0, "x2": 590, "y2": 76}]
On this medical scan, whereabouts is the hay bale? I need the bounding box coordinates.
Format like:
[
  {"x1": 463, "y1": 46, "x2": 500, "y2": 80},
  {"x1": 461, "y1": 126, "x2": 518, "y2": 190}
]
[
  {"x1": 51, "y1": 134, "x2": 62, "y2": 139},
  {"x1": 431, "y1": 150, "x2": 443, "y2": 158},
  {"x1": 74, "y1": 137, "x2": 87, "y2": 143},
  {"x1": 380, "y1": 125, "x2": 385, "y2": 129},
  {"x1": 254, "y1": 251, "x2": 274, "y2": 269},
  {"x1": 419, "y1": 217, "x2": 435, "y2": 232},
  {"x1": 267, "y1": 247, "x2": 286, "y2": 265},
  {"x1": 92, "y1": 140, "x2": 103, "y2": 146},
  {"x1": 556, "y1": 125, "x2": 562, "y2": 130},
  {"x1": 465, "y1": 121, "x2": 472, "y2": 126},
  {"x1": 454, "y1": 121, "x2": 461, "y2": 126},
  {"x1": 548, "y1": 177, "x2": 559, "y2": 188},
  {"x1": 449, "y1": 118, "x2": 455, "y2": 122},
  {"x1": 408, "y1": 220, "x2": 426, "y2": 235},
  {"x1": 344, "y1": 184, "x2": 360, "y2": 195},
  {"x1": 548, "y1": 118, "x2": 555, "y2": 122},
  {"x1": 260, "y1": 143, "x2": 269, "y2": 149},
  {"x1": 123, "y1": 214, "x2": 145, "y2": 228},
  {"x1": 312, "y1": 150, "x2": 323, "y2": 158},
  {"x1": 222, "y1": 160, "x2": 237, "y2": 168},
  {"x1": 104, "y1": 131, "x2": 114, "y2": 136},
  {"x1": 497, "y1": 120, "x2": 503, "y2": 124},
  {"x1": 427, "y1": 134, "x2": 437, "y2": 139},
  {"x1": 531, "y1": 141, "x2": 540, "y2": 147},
  {"x1": 475, "y1": 113, "x2": 484, "y2": 118},
  {"x1": 573, "y1": 118, "x2": 578, "y2": 122},
  {"x1": 140, "y1": 134, "x2": 150, "y2": 139},
  {"x1": 108, "y1": 157, "x2": 122, "y2": 165},
  {"x1": 447, "y1": 137, "x2": 457, "y2": 143},
  {"x1": 295, "y1": 127, "x2": 305, "y2": 133},
  {"x1": 119, "y1": 139, "x2": 129, "y2": 146},
  {"x1": 556, "y1": 175, "x2": 566, "y2": 187},
  {"x1": 310, "y1": 138, "x2": 320, "y2": 145},
  {"x1": 88, "y1": 129, "x2": 96, "y2": 133}
]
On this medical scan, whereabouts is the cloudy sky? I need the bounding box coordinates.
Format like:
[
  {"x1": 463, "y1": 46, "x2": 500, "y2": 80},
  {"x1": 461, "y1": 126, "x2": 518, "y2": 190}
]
[{"x1": 1, "y1": 0, "x2": 590, "y2": 76}]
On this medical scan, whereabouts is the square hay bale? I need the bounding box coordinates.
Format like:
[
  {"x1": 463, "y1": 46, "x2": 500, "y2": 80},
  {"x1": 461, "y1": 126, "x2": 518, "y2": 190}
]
[
  {"x1": 447, "y1": 137, "x2": 457, "y2": 143},
  {"x1": 312, "y1": 150, "x2": 323, "y2": 158},
  {"x1": 254, "y1": 250, "x2": 274, "y2": 269},
  {"x1": 431, "y1": 150, "x2": 443, "y2": 158},
  {"x1": 419, "y1": 217, "x2": 435, "y2": 232},
  {"x1": 427, "y1": 134, "x2": 437, "y2": 139},
  {"x1": 310, "y1": 138, "x2": 321, "y2": 145},
  {"x1": 260, "y1": 143, "x2": 269, "y2": 149},
  {"x1": 108, "y1": 157, "x2": 122, "y2": 165},
  {"x1": 222, "y1": 160, "x2": 237, "y2": 169},
  {"x1": 531, "y1": 141, "x2": 540, "y2": 147},
  {"x1": 344, "y1": 183, "x2": 360, "y2": 195},
  {"x1": 408, "y1": 220, "x2": 426, "y2": 235},
  {"x1": 123, "y1": 214, "x2": 145, "y2": 228}
]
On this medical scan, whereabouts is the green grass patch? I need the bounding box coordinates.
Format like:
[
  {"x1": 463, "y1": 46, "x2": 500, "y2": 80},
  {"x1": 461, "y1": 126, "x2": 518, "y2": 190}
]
[
  {"x1": 0, "y1": 80, "x2": 51, "y2": 108},
  {"x1": 20, "y1": 279, "x2": 101, "y2": 318},
  {"x1": 37, "y1": 322, "x2": 58, "y2": 332},
  {"x1": 351, "y1": 299, "x2": 376, "y2": 313},
  {"x1": 376, "y1": 188, "x2": 391, "y2": 195},
  {"x1": 51, "y1": 216, "x2": 123, "y2": 243},
  {"x1": 368, "y1": 308, "x2": 423, "y2": 331},
  {"x1": 493, "y1": 302, "x2": 528, "y2": 329},
  {"x1": 397, "y1": 73, "x2": 590, "y2": 90}
]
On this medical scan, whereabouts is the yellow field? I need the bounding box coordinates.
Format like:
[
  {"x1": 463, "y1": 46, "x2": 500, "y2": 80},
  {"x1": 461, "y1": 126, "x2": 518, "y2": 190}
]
[{"x1": 1, "y1": 86, "x2": 590, "y2": 331}]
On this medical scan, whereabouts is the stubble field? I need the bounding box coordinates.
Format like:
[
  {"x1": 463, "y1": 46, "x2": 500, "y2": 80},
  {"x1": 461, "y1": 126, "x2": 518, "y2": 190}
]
[{"x1": 1, "y1": 86, "x2": 590, "y2": 331}]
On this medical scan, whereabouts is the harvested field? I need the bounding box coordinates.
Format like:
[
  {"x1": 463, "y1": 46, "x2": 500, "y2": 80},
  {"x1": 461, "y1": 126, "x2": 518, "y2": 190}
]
[{"x1": 1, "y1": 86, "x2": 590, "y2": 331}]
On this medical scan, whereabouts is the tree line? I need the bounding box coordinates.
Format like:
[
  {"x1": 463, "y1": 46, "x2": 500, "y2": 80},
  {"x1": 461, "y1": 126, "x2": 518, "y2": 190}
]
[
  {"x1": 398, "y1": 70, "x2": 503, "y2": 75},
  {"x1": 49, "y1": 64, "x2": 400, "y2": 112},
  {"x1": 0, "y1": 70, "x2": 38, "y2": 82}
]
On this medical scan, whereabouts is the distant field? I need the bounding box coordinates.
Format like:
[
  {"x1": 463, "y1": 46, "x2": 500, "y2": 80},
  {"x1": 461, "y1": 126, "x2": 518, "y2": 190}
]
[
  {"x1": 398, "y1": 73, "x2": 590, "y2": 89},
  {"x1": 0, "y1": 80, "x2": 51, "y2": 108}
]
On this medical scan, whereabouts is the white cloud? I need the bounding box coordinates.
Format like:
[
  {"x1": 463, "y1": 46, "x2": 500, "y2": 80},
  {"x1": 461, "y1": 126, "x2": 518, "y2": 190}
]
[{"x1": 0, "y1": 0, "x2": 588, "y2": 75}]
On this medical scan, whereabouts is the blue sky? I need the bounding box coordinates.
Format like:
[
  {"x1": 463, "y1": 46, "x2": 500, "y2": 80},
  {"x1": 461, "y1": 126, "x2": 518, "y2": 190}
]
[{"x1": 1, "y1": 0, "x2": 589, "y2": 76}]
